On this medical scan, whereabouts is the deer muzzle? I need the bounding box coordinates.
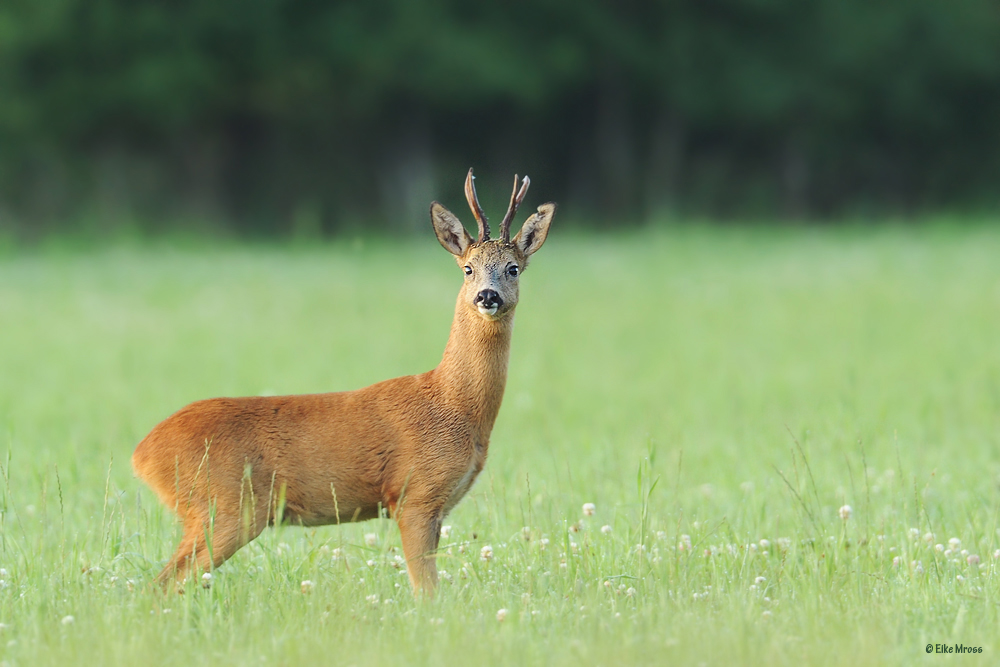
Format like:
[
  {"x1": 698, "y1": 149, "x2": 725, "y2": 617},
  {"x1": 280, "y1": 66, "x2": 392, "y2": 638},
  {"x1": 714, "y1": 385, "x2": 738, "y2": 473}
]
[{"x1": 474, "y1": 289, "x2": 503, "y2": 316}]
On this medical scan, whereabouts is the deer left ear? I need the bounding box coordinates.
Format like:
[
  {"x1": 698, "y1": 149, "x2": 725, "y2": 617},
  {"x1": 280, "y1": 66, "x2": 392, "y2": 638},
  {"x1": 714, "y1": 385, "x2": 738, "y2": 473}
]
[
  {"x1": 431, "y1": 202, "x2": 473, "y2": 256},
  {"x1": 513, "y1": 203, "x2": 556, "y2": 259}
]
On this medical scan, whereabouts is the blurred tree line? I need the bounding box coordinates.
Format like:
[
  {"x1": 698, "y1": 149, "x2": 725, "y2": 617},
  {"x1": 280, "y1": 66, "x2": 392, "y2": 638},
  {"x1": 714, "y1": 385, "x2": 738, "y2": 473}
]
[{"x1": 1, "y1": 0, "x2": 998, "y2": 235}]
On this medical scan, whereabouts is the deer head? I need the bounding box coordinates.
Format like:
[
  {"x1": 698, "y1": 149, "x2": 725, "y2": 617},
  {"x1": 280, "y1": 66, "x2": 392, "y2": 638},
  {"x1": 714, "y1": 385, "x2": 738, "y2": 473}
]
[{"x1": 430, "y1": 169, "x2": 556, "y2": 320}]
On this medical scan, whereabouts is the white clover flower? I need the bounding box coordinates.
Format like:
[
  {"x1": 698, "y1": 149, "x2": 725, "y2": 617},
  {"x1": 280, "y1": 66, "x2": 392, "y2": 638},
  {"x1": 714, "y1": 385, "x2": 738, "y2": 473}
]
[
  {"x1": 480, "y1": 545, "x2": 494, "y2": 561},
  {"x1": 923, "y1": 532, "x2": 935, "y2": 544},
  {"x1": 754, "y1": 576, "x2": 766, "y2": 585},
  {"x1": 0, "y1": 569, "x2": 7, "y2": 578},
  {"x1": 776, "y1": 537, "x2": 791, "y2": 551},
  {"x1": 300, "y1": 580, "x2": 314, "y2": 594},
  {"x1": 838, "y1": 505, "x2": 852, "y2": 521},
  {"x1": 496, "y1": 608, "x2": 508, "y2": 622},
  {"x1": 601, "y1": 525, "x2": 612, "y2": 534},
  {"x1": 967, "y1": 554, "x2": 981, "y2": 566},
  {"x1": 993, "y1": 549, "x2": 1000, "y2": 560},
  {"x1": 366, "y1": 594, "x2": 379, "y2": 605},
  {"x1": 762, "y1": 610, "x2": 772, "y2": 620},
  {"x1": 201, "y1": 572, "x2": 213, "y2": 588},
  {"x1": 603, "y1": 580, "x2": 613, "y2": 590},
  {"x1": 625, "y1": 587, "x2": 636, "y2": 598},
  {"x1": 332, "y1": 548, "x2": 343, "y2": 560},
  {"x1": 364, "y1": 533, "x2": 378, "y2": 547},
  {"x1": 61, "y1": 615, "x2": 74, "y2": 626},
  {"x1": 366, "y1": 560, "x2": 376, "y2": 568},
  {"x1": 956, "y1": 575, "x2": 965, "y2": 583},
  {"x1": 908, "y1": 528, "x2": 920, "y2": 540},
  {"x1": 440, "y1": 525, "x2": 452, "y2": 539},
  {"x1": 913, "y1": 561, "x2": 925, "y2": 575},
  {"x1": 539, "y1": 538, "x2": 549, "y2": 550},
  {"x1": 759, "y1": 539, "x2": 771, "y2": 549},
  {"x1": 892, "y1": 557, "x2": 902, "y2": 567},
  {"x1": 949, "y1": 537, "x2": 961, "y2": 550},
  {"x1": 521, "y1": 527, "x2": 532, "y2": 541},
  {"x1": 582, "y1": 503, "x2": 596, "y2": 517},
  {"x1": 679, "y1": 534, "x2": 692, "y2": 551},
  {"x1": 570, "y1": 541, "x2": 579, "y2": 554},
  {"x1": 961, "y1": 549, "x2": 969, "y2": 558},
  {"x1": 935, "y1": 544, "x2": 944, "y2": 553}
]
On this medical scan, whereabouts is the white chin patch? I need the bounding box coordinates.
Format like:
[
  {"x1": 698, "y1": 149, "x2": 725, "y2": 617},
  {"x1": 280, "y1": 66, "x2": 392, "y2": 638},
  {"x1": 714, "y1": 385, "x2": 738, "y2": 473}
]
[{"x1": 477, "y1": 304, "x2": 499, "y2": 317}]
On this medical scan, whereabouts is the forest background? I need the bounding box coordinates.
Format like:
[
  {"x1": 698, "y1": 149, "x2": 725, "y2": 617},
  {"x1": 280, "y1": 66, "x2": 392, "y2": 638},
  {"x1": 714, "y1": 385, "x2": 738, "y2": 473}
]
[{"x1": 2, "y1": 0, "x2": 998, "y2": 239}]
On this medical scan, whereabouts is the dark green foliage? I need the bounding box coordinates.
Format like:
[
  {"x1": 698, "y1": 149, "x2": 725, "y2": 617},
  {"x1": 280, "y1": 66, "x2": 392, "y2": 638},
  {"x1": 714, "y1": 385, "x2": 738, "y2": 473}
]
[{"x1": 1, "y1": 0, "x2": 998, "y2": 233}]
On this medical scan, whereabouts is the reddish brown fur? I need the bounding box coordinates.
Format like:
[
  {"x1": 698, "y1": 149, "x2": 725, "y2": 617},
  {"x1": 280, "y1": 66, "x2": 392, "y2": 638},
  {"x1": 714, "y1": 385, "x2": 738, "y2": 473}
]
[{"x1": 132, "y1": 175, "x2": 555, "y2": 594}]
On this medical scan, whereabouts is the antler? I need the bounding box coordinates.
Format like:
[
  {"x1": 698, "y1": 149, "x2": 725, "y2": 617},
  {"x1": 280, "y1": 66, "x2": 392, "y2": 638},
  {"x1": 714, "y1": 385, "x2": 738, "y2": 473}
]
[
  {"x1": 500, "y1": 174, "x2": 530, "y2": 243},
  {"x1": 464, "y1": 168, "x2": 490, "y2": 243}
]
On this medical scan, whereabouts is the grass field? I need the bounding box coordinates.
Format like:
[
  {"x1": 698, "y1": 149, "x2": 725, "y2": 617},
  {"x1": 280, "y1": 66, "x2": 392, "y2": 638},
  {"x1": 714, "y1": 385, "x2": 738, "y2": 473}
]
[{"x1": 1, "y1": 225, "x2": 999, "y2": 665}]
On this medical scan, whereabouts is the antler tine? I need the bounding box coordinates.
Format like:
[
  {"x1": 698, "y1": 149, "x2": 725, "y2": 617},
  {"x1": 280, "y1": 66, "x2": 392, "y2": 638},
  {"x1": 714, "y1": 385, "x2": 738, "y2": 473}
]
[
  {"x1": 464, "y1": 168, "x2": 490, "y2": 243},
  {"x1": 500, "y1": 174, "x2": 530, "y2": 243}
]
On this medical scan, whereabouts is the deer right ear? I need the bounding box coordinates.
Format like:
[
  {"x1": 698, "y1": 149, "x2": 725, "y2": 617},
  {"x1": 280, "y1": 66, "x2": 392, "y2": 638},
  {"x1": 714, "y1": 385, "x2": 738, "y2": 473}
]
[
  {"x1": 513, "y1": 203, "x2": 556, "y2": 259},
  {"x1": 431, "y1": 202, "x2": 473, "y2": 256}
]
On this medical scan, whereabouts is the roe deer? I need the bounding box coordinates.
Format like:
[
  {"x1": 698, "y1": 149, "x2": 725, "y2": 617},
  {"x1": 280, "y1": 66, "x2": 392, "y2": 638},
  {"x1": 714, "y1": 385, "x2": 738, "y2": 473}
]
[{"x1": 132, "y1": 169, "x2": 555, "y2": 594}]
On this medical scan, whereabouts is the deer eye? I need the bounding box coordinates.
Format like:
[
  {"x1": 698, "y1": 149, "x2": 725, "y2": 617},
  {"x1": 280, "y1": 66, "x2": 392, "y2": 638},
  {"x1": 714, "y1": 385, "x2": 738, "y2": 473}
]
[
  {"x1": 508, "y1": 265, "x2": 519, "y2": 277},
  {"x1": 463, "y1": 265, "x2": 473, "y2": 276}
]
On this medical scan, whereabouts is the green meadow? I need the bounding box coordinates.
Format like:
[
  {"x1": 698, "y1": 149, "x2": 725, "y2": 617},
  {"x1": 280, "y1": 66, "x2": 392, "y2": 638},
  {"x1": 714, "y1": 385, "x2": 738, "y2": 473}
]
[{"x1": 1, "y1": 225, "x2": 999, "y2": 665}]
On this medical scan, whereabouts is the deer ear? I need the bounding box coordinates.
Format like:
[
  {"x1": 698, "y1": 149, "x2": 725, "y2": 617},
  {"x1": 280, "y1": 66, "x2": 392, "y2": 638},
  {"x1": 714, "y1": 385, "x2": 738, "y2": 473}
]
[
  {"x1": 513, "y1": 203, "x2": 556, "y2": 258},
  {"x1": 431, "y1": 202, "x2": 473, "y2": 256}
]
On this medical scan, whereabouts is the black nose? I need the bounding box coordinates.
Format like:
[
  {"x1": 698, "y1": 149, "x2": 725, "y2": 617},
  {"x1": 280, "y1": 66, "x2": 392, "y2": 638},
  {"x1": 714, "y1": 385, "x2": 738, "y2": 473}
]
[{"x1": 475, "y1": 289, "x2": 503, "y2": 309}]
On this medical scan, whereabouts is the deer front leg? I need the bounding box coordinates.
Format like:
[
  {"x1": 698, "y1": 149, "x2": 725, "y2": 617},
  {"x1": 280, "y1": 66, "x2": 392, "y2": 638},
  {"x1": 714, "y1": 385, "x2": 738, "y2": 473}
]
[{"x1": 396, "y1": 507, "x2": 442, "y2": 596}]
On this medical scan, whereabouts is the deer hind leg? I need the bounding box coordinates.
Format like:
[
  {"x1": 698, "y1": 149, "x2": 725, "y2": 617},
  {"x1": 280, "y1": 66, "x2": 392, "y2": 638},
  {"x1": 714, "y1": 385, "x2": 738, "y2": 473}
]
[
  {"x1": 396, "y1": 506, "x2": 443, "y2": 596},
  {"x1": 154, "y1": 519, "x2": 206, "y2": 589},
  {"x1": 154, "y1": 499, "x2": 268, "y2": 590}
]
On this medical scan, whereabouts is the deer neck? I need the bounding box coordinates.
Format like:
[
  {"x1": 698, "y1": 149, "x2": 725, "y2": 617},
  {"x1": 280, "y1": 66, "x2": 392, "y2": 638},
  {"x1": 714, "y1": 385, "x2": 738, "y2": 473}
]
[{"x1": 434, "y1": 293, "x2": 514, "y2": 438}]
